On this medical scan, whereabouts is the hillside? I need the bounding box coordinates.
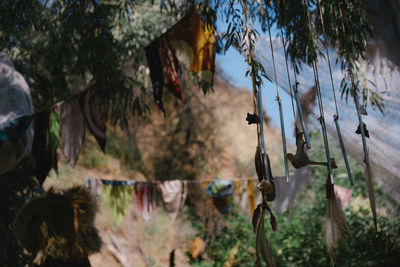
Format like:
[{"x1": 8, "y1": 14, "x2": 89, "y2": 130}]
[{"x1": 43, "y1": 72, "x2": 287, "y2": 266}]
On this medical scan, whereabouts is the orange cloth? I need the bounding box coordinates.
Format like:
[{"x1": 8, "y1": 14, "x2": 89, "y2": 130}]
[
  {"x1": 247, "y1": 179, "x2": 256, "y2": 217},
  {"x1": 202, "y1": 180, "x2": 210, "y2": 189}
]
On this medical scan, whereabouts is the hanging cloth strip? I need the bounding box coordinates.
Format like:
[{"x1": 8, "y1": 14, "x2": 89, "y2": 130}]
[
  {"x1": 101, "y1": 180, "x2": 134, "y2": 224},
  {"x1": 159, "y1": 180, "x2": 187, "y2": 220},
  {"x1": 266, "y1": 11, "x2": 290, "y2": 184},
  {"x1": 159, "y1": 35, "x2": 183, "y2": 101},
  {"x1": 316, "y1": 0, "x2": 354, "y2": 185},
  {"x1": 134, "y1": 181, "x2": 157, "y2": 222},
  {"x1": 60, "y1": 97, "x2": 86, "y2": 168},
  {"x1": 206, "y1": 179, "x2": 234, "y2": 214},
  {"x1": 302, "y1": 0, "x2": 335, "y2": 184}
]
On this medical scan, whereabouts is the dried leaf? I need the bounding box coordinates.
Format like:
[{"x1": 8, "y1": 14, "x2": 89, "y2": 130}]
[
  {"x1": 246, "y1": 113, "x2": 259, "y2": 125},
  {"x1": 252, "y1": 204, "x2": 262, "y2": 233},
  {"x1": 255, "y1": 208, "x2": 276, "y2": 267},
  {"x1": 355, "y1": 123, "x2": 370, "y2": 138},
  {"x1": 365, "y1": 163, "x2": 377, "y2": 230},
  {"x1": 255, "y1": 145, "x2": 264, "y2": 182},
  {"x1": 265, "y1": 203, "x2": 279, "y2": 231},
  {"x1": 254, "y1": 146, "x2": 276, "y2": 201},
  {"x1": 360, "y1": 105, "x2": 368, "y2": 115}
]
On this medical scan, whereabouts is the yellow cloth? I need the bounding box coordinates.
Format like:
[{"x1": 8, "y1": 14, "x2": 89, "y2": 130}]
[
  {"x1": 202, "y1": 180, "x2": 210, "y2": 189},
  {"x1": 168, "y1": 10, "x2": 215, "y2": 84},
  {"x1": 247, "y1": 179, "x2": 256, "y2": 217}
]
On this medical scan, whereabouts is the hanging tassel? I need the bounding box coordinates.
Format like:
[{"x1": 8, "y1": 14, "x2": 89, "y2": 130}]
[
  {"x1": 365, "y1": 163, "x2": 378, "y2": 230},
  {"x1": 325, "y1": 178, "x2": 352, "y2": 256}
]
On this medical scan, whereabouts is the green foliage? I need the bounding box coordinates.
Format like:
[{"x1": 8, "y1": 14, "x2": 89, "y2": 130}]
[
  {"x1": 106, "y1": 130, "x2": 142, "y2": 174},
  {"x1": 80, "y1": 144, "x2": 108, "y2": 169},
  {"x1": 188, "y1": 207, "x2": 257, "y2": 267},
  {"x1": 49, "y1": 109, "x2": 60, "y2": 161},
  {"x1": 189, "y1": 129, "x2": 400, "y2": 266}
]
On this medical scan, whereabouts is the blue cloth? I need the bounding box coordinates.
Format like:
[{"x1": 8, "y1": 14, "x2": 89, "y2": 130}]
[
  {"x1": 206, "y1": 179, "x2": 233, "y2": 214},
  {"x1": 206, "y1": 179, "x2": 233, "y2": 198},
  {"x1": 101, "y1": 179, "x2": 134, "y2": 186}
]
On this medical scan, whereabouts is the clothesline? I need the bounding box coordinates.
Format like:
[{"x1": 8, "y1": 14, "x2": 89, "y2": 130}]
[
  {"x1": 85, "y1": 175, "x2": 280, "y2": 223},
  {"x1": 85, "y1": 175, "x2": 292, "y2": 186}
]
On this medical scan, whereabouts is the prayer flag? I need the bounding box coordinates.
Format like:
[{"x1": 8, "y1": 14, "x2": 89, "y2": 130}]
[
  {"x1": 145, "y1": 38, "x2": 166, "y2": 115},
  {"x1": 159, "y1": 180, "x2": 187, "y2": 220},
  {"x1": 79, "y1": 88, "x2": 106, "y2": 152},
  {"x1": 134, "y1": 182, "x2": 156, "y2": 221},
  {"x1": 60, "y1": 97, "x2": 85, "y2": 167},
  {"x1": 168, "y1": 10, "x2": 215, "y2": 85},
  {"x1": 102, "y1": 181, "x2": 134, "y2": 225}
]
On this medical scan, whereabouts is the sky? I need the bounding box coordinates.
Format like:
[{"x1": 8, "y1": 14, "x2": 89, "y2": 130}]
[{"x1": 215, "y1": 14, "x2": 296, "y2": 143}]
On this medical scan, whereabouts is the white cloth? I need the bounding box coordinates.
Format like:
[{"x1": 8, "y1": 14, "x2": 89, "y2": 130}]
[{"x1": 159, "y1": 180, "x2": 187, "y2": 220}]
